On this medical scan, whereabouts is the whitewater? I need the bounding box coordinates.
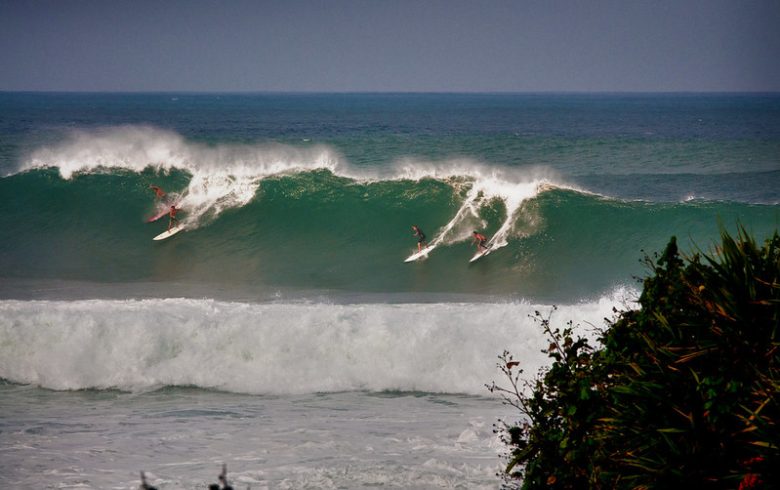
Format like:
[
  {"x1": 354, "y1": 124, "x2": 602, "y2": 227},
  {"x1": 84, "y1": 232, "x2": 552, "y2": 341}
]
[
  {"x1": 0, "y1": 294, "x2": 630, "y2": 394},
  {"x1": 1, "y1": 92, "x2": 778, "y2": 488}
]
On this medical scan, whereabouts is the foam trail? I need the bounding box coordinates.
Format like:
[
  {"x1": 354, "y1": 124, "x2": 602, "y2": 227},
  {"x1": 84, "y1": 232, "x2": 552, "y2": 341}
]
[
  {"x1": 428, "y1": 186, "x2": 483, "y2": 247},
  {"x1": 389, "y1": 158, "x2": 567, "y2": 248},
  {"x1": 435, "y1": 178, "x2": 550, "y2": 251},
  {"x1": 477, "y1": 179, "x2": 546, "y2": 250},
  {"x1": 0, "y1": 291, "x2": 634, "y2": 394}
]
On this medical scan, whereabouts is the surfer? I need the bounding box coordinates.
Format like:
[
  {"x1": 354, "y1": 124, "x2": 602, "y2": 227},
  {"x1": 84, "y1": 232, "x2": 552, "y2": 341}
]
[
  {"x1": 150, "y1": 185, "x2": 166, "y2": 200},
  {"x1": 473, "y1": 231, "x2": 488, "y2": 253},
  {"x1": 412, "y1": 225, "x2": 428, "y2": 252},
  {"x1": 168, "y1": 205, "x2": 179, "y2": 231}
]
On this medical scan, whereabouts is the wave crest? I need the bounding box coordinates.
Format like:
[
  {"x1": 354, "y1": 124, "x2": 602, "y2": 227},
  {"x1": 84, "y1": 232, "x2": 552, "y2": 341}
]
[{"x1": 21, "y1": 125, "x2": 574, "y2": 235}]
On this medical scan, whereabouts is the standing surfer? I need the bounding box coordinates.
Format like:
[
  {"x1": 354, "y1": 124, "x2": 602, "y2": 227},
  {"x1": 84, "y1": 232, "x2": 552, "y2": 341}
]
[
  {"x1": 412, "y1": 225, "x2": 428, "y2": 252},
  {"x1": 168, "y1": 205, "x2": 179, "y2": 231},
  {"x1": 472, "y1": 231, "x2": 488, "y2": 253}
]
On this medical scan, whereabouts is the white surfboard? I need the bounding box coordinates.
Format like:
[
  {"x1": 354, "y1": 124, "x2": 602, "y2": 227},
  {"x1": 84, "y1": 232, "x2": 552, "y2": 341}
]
[
  {"x1": 153, "y1": 225, "x2": 184, "y2": 241},
  {"x1": 404, "y1": 245, "x2": 436, "y2": 263},
  {"x1": 469, "y1": 246, "x2": 493, "y2": 263}
]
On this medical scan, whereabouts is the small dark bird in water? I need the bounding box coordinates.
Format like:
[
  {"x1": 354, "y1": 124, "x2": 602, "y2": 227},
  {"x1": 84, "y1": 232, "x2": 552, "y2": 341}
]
[{"x1": 139, "y1": 471, "x2": 158, "y2": 490}]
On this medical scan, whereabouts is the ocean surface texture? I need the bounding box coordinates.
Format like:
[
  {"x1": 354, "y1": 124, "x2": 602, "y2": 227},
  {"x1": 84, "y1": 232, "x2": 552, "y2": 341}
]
[{"x1": 1, "y1": 93, "x2": 778, "y2": 488}]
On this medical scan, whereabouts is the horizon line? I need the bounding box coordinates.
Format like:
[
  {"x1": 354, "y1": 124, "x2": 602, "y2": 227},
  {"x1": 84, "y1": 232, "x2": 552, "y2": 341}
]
[{"x1": 2, "y1": 89, "x2": 779, "y2": 96}]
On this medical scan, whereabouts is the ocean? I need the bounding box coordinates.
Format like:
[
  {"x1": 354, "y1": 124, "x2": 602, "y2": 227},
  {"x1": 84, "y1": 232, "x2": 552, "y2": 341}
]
[{"x1": 1, "y1": 92, "x2": 778, "y2": 488}]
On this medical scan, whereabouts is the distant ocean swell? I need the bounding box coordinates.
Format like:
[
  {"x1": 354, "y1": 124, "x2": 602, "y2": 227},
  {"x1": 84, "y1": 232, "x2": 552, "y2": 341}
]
[{"x1": 0, "y1": 294, "x2": 629, "y2": 394}]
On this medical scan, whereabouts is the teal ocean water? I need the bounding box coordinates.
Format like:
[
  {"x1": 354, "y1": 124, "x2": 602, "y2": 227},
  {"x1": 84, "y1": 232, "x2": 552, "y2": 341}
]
[
  {"x1": 0, "y1": 93, "x2": 778, "y2": 488},
  {"x1": 1, "y1": 93, "x2": 778, "y2": 300}
]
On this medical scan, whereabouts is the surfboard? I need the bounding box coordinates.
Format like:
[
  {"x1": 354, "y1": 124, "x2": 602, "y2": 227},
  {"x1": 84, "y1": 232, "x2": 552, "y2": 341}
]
[
  {"x1": 469, "y1": 246, "x2": 493, "y2": 263},
  {"x1": 147, "y1": 206, "x2": 172, "y2": 223},
  {"x1": 146, "y1": 196, "x2": 181, "y2": 223},
  {"x1": 153, "y1": 225, "x2": 184, "y2": 241},
  {"x1": 404, "y1": 245, "x2": 436, "y2": 263}
]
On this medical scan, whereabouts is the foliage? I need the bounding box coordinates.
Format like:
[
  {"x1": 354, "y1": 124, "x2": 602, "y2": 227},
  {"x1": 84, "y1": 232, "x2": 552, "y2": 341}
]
[{"x1": 489, "y1": 228, "x2": 780, "y2": 489}]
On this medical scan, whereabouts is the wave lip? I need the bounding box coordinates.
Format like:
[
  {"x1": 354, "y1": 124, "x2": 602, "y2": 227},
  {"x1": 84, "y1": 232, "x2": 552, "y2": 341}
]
[
  {"x1": 0, "y1": 293, "x2": 630, "y2": 395},
  {"x1": 21, "y1": 125, "x2": 342, "y2": 179},
  {"x1": 21, "y1": 125, "x2": 344, "y2": 224}
]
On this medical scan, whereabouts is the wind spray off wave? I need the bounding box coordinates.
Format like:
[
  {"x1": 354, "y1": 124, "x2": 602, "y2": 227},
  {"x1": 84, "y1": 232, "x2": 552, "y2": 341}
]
[{"x1": 22, "y1": 126, "x2": 343, "y2": 226}]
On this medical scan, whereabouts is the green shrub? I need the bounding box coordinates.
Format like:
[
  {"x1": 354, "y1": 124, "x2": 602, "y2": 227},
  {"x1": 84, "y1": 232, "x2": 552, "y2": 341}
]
[{"x1": 489, "y1": 228, "x2": 779, "y2": 489}]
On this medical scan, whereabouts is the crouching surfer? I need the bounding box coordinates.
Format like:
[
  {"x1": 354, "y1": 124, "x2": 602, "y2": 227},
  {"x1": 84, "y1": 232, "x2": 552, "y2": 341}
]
[
  {"x1": 150, "y1": 185, "x2": 166, "y2": 200},
  {"x1": 473, "y1": 231, "x2": 488, "y2": 253}
]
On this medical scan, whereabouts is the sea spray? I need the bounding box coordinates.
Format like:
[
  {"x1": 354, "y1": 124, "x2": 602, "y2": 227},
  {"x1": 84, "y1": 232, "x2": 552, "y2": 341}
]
[{"x1": 22, "y1": 126, "x2": 344, "y2": 225}]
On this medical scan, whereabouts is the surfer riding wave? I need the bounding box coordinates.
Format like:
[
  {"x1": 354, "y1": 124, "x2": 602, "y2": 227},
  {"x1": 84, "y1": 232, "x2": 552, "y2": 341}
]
[
  {"x1": 473, "y1": 231, "x2": 488, "y2": 253},
  {"x1": 412, "y1": 225, "x2": 428, "y2": 252},
  {"x1": 168, "y1": 205, "x2": 180, "y2": 231}
]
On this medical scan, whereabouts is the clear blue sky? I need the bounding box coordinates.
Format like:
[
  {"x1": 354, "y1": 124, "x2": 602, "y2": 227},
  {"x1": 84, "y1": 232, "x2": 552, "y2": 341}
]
[{"x1": 1, "y1": 0, "x2": 778, "y2": 92}]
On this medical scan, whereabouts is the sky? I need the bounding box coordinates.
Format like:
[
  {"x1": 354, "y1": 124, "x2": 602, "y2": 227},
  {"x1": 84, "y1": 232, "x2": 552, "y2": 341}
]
[{"x1": 1, "y1": 0, "x2": 778, "y2": 92}]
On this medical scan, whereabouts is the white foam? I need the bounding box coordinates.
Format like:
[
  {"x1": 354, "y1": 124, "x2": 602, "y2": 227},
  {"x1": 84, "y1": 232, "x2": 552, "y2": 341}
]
[
  {"x1": 22, "y1": 126, "x2": 342, "y2": 179},
  {"x1": 0, "y1": 387, "x2": 512, "y2": 488},
  {"x1": 21, "y1": 126, "x2": 342, "y2": 225},
  {"x1": 20, "y1": 125, "x2": 584, "y2": 237},
  {"x1": 387, "y1": 158, "x2": 577, "y2": 247},
  {"x1": 0, "y1": 290, "x2": 634, "y2": 394}
]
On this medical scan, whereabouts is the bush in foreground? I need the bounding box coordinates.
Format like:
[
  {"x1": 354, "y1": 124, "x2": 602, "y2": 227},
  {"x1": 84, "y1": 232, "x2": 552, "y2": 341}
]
[{"x1": 489, "y1": 228, "x2": 779, "y2": 489}]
